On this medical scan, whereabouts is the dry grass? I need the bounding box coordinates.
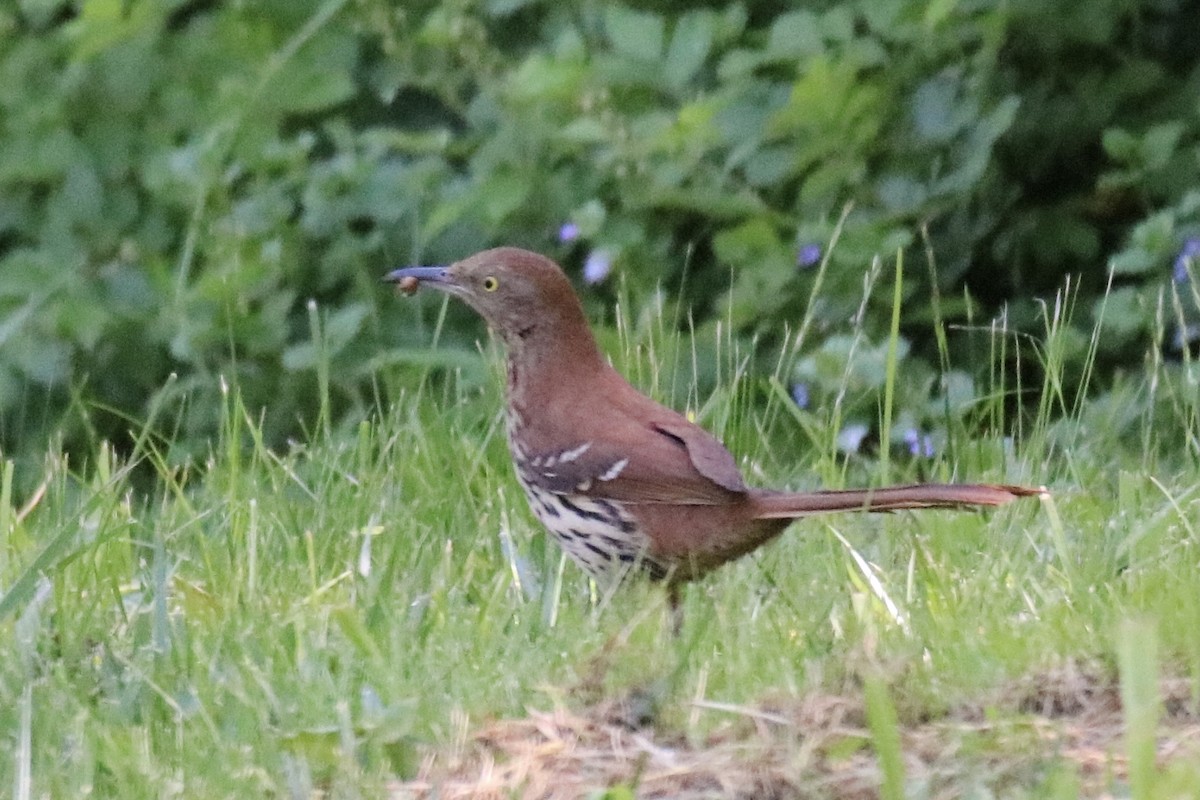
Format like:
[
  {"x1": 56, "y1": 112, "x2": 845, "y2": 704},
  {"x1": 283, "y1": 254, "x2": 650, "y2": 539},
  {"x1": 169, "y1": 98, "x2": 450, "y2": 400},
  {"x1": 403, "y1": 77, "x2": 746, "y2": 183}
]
[{"x1": 390, "y1": 663, "x2": 1200, "y2": 799}]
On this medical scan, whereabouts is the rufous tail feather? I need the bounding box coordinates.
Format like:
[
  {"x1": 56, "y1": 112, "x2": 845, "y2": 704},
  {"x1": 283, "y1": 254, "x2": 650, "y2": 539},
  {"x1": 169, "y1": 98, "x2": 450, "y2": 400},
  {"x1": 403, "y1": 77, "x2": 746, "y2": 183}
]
[{"x1": 751, "y1": 483, "x2": 1044, "y2": 519}]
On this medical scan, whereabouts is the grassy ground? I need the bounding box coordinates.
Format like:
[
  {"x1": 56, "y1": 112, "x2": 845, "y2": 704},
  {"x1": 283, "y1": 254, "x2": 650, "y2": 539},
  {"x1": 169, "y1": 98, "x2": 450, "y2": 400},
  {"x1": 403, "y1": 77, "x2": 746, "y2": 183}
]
[{"x1": 2, "y1": 282, "x2": 1199, "y2": 798}]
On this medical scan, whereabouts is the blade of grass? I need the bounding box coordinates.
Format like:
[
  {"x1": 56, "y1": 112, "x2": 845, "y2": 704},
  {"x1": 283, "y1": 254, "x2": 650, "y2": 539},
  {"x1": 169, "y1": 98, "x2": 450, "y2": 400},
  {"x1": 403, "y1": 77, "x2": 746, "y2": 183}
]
[
  {"x1": 0, "y1": 461, "x2": 135, "y2": 623},
  {"x1": 865, "y1": 674, "x2": 906, "y2": 800},
  {"x1": 307, "y1": 299, "x2": 332, "y2": 439},
  {"x1": 0, "y1": 458, "x2": 12, "y2": 576},
  {"x1": 1117, "y1": 616, "x2": 1161, "y2": 800},
  {"x1": 14, "y1": 684, "x2": 31, "y2": 800},
  {"x1": 879, "y1": 248, "x2": 904, "y2": 484},
  {"x1": 791, "y1": 201, "x2": 853, "y2": 356}
]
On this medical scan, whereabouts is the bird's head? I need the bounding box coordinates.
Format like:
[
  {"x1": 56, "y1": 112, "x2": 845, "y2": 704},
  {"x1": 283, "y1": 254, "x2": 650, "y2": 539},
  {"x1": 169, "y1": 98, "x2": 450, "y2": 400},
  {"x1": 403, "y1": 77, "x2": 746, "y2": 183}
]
[{"x1": 385, "y1": 247, "x2": 589, "y2": 347}]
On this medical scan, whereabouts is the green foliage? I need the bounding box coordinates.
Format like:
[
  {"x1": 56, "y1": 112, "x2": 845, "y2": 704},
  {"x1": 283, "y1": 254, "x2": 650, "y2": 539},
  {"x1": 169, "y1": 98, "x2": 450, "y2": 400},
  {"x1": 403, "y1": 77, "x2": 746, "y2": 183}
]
[{"x1": 1, "y1": 0, "x2": 1198, "y2": 467}]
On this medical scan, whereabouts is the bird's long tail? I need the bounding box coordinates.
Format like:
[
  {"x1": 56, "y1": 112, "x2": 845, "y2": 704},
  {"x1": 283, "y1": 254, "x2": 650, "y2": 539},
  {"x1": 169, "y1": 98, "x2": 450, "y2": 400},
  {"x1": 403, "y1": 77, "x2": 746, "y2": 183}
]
[{"x1": 750, "y1": 483, "x2": 1044, "y2": 519}]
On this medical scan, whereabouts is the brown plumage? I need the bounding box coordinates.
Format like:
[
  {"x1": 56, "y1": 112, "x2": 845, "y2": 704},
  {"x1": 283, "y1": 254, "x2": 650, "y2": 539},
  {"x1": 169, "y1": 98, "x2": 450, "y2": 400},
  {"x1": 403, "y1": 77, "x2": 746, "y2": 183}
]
[{"x1": 386, "y1": 247, "x2": 1042, "y2": 603}]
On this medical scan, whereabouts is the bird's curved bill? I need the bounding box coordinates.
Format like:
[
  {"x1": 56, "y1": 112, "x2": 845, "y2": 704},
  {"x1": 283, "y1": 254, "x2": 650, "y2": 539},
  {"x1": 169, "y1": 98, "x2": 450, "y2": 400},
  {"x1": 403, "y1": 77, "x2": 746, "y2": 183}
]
[
  {"x1": 382, "y1": 266, "x2": 451, "y2": 285},
  {"x1": 383, "y1": 265, "x2": 455, "y2": 296}
]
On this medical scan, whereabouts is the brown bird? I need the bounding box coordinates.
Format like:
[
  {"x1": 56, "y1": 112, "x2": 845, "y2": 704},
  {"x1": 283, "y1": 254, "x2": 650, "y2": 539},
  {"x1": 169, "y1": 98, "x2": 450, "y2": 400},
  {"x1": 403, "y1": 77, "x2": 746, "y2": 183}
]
[{"x1": 386, "y1": 247, "x2": 1041, "y2": 610}]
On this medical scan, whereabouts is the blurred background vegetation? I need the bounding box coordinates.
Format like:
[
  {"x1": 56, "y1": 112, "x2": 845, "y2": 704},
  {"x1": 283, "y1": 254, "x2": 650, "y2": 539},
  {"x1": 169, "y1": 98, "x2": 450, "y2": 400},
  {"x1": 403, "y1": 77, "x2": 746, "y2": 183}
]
[{"x1": 1, "y1": 0, "x2": 1198, "y2": 480}]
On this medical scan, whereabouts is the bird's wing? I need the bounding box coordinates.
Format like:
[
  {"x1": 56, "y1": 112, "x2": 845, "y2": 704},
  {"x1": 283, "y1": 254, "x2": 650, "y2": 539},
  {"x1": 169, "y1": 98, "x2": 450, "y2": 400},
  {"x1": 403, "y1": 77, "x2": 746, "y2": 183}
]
[
  {"x1": 649, "y1": 418, "x2": 746, "y2": 493},
  {"x1": 513, "y1": 411, "x2": 746, "y2": 505}
]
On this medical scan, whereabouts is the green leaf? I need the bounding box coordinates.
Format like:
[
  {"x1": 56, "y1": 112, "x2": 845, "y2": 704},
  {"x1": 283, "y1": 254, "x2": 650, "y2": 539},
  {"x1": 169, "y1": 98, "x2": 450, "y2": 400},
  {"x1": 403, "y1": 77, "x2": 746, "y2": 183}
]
[
  {"x1": 0, "y1": 126, "x2": 79, "y2": 183},
  {"x1": 1141, "y1": 121, "x2": 1184, "y2": 170},
  {"x1": 664, "y1": 12, "x2": 713, "y2": 89},
  {"x1": 475, "y1": 170, "x2": 532, "y2": 225},
  {"x1": 767, "y1": 10, "x2": 823, "y2": 58},
  {"x1": 605, "y1": 5, "x2": 664, "y2": 62},
  {"x1": 742, "y1": 146, "x2": 793, "y2": 188},
  {"x1": 325, "y1": 303, "x2": 370, "y2": 353},
  {"x1": 283, "y1": 302, "x2": 366, "y2": 371},
  {"x1": 507, "y1": 53, "x2": 586, "y2": 103},
  {"x1": 16, "y1": 0, "x2": 67, "y2": 29},
  {"x1": 422, "y1": 193, "x2": 475, "y2": 244},
  {"x1": 713, "y1": 218, "x2": 784, "y2": 265},
  {"x1": 1102, "y1": 128, "x2": 1139, "y2": 163},
  {"x1": 923, "y1": 0, "x2": 961, "y2": 28},
  {"x1": 713, "y1": 218, "x2": 796, "y2": 327},
  {"x1": 716, "y1": 48, "x2": 765, "y2": 79},
  {"x1": 265, "y1": 31, "x2": 358, "y2": 114},
  {"x1": 632, "y1": 185, "x2": 766, "y2": 220},
  {"x1": 1094, "y1": 286, "x2": 1148, "y2": 346},
  {"x1": 485, "y1": 0, "x2": 536, "y2": 16},
  {"x1": 979, "y1": 94, "x2": 1020, "y2": 139},
  {"x1": 1111, "y1": 211, "x2": 1175, "y2": 274},
  {"x1": 66, "y1": 0, "x2": 164, "y2": 60},
  {"x1": 912, "y1": 73, "x2": 970, "y2": 143},
  {"x1": 1109, "y1": 249, "x2": 1154, "y2": 275},
  {"x1": 559, "y1": 117, "x2": 609, "y2": 144}
]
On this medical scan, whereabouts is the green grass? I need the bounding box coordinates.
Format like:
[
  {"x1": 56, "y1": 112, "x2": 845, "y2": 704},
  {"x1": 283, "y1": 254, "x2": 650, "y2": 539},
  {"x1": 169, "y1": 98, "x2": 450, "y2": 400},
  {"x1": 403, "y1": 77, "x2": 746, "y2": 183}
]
[{"x1": 2, "y1": 280, "x2": 1200, "y2": 798}]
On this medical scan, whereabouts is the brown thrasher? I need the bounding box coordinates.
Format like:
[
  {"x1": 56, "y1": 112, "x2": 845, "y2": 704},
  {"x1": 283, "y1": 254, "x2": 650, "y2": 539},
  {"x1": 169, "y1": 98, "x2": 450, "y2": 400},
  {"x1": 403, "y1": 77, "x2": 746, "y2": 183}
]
[{"x1": 386, "y1": 247, "x2": 1041, "y2": 605}]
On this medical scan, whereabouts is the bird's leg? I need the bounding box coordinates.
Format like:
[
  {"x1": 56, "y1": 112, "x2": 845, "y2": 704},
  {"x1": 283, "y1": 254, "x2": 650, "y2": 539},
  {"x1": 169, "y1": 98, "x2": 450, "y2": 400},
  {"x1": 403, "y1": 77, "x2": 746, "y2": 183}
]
[{"x1": 667, "y1": 583, "x2": 684, "y2": 637}]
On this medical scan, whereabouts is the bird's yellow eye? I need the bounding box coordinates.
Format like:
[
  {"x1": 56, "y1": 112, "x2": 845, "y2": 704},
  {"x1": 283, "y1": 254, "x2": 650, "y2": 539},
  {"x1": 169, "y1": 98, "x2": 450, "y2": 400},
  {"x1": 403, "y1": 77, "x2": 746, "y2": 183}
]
[{"x1": 483, "y1": 276, "x2": 499, "y2": 292}]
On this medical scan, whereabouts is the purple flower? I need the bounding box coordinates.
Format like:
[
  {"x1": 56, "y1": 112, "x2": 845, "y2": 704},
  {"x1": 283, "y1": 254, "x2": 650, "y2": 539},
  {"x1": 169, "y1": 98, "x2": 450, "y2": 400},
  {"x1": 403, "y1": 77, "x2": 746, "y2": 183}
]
[
  {"x1": 1174, "y1": 237, "x2": 1200, "y2": 284},
  {"x1": 558, "y1": 222, "x2": 581, "y2": 243},
  {"x1": 797, "y1": 243, "x2": 822, "y2": 269},
  {"x1": 583, "y1": 249, "x2": 613, "y2": 285},
  {"x1": 903, "y1": 428, "x2": 936, "y2": 459},
  {"x1": 837, "y1": 423, "x2": 869, "y2": 454},
  {"x1": 790, "y1": 382, "x2": 809, "y2": 409},
  {"x1": 1173, "y1": 323, "x2": 1200, "y2": 351}
]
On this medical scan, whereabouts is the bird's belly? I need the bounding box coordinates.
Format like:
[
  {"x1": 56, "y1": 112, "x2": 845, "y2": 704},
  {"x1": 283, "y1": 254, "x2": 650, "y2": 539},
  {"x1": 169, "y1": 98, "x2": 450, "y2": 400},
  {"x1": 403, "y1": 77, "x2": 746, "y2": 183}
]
[{"x1": 514, "y1": 477, "x2": 667, "y2": 583}]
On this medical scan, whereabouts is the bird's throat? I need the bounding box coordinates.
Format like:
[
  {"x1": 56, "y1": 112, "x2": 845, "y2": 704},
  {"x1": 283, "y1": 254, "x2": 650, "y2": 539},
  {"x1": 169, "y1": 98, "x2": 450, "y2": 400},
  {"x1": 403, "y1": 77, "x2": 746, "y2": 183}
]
[{"x1": 504, "y1": 326, "x2": 607, "y2": 417}]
